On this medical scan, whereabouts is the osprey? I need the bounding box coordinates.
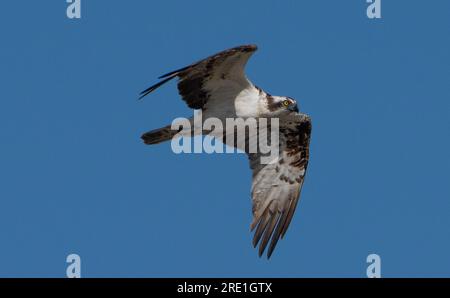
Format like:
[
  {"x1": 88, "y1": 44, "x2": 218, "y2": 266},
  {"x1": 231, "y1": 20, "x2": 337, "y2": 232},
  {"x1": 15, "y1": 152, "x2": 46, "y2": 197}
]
[{"x1": 140, "y1": 45, "x2": 312, "y2": 259}]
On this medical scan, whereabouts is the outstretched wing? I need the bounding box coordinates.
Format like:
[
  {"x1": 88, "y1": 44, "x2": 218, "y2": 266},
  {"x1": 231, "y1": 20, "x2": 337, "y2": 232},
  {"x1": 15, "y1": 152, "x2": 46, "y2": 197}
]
[
  {"x1": 248, "y1": 113, "x2": 312, "y2": 258},
  {"x1": 139, "y1": 45, "x2": 258, "y2": 110}
]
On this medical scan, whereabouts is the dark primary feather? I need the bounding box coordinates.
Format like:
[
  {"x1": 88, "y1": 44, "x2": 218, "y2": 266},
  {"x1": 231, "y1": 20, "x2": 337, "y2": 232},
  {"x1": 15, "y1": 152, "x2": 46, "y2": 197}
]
[
  {"x1": 158, "y1": 65, "x2": 192, "y2": 79},
  {"x1": 139, "y1": 76, "x2": 176, "y2": 100}
]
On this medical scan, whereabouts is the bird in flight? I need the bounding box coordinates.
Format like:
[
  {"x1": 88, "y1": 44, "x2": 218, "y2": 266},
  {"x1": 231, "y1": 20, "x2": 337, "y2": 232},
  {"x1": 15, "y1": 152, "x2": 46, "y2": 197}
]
[{"x1": 139, "y1": 45, "x2": 312, "y2": 259}]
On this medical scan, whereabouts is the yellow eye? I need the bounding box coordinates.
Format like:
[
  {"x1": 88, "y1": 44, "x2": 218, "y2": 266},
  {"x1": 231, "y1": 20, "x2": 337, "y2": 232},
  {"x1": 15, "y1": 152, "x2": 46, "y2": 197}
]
[{"x1": 282, "y1": 100, "x2": 290, "y2": 107}]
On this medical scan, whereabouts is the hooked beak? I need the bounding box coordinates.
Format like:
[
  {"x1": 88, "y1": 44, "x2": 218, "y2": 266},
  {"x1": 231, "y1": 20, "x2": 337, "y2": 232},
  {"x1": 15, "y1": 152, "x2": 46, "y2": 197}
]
[{"x1": 288, "y1": 104, "x2": 299, "y2": 113}]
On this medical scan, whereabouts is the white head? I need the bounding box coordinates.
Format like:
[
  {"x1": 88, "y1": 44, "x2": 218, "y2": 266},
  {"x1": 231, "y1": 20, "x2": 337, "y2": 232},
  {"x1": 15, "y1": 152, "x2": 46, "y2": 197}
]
[{"x1": 266, "y1": 95, "x2": 299, "y2": 115}]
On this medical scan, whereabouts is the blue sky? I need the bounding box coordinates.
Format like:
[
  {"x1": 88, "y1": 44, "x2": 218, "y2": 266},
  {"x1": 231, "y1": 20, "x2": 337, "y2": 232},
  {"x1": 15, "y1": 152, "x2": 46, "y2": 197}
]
[{"x1": 0, "y1": 1, "x2": 449, "y2": 277}]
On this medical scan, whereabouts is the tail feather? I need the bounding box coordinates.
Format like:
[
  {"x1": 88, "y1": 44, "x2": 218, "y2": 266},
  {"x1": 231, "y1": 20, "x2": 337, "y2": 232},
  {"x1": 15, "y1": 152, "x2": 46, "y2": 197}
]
[{"x1": 141, "y1": 125, "x2": 179, "y2": 145}]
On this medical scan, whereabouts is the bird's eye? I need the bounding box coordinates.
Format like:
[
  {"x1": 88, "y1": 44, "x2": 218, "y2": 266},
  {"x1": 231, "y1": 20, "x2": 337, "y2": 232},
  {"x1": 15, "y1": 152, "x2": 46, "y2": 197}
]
[{"x1": 282, "y1": 100, "x2": 290, "y2": 107}]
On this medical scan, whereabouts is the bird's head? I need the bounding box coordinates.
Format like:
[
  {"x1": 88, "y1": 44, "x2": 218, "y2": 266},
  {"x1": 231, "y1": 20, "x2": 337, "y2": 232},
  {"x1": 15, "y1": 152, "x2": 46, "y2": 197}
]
[{"x1": 268, "y1": 96, "x2": 299, "y2": 115}]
